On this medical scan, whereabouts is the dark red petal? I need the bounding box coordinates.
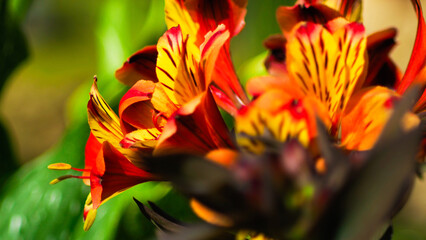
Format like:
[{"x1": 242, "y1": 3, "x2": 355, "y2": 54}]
[
  {"x1": 115, "y1": 45, "x2": 158, "y2": 86},
  {"x1": 276, "y1": 4, "x2": 341, "y2": 37},
  {"x1": 91, "y1": 142, "x2": 153, "y2": 208},
  {"x1": 364, "y1": 28, "x2": 399, "y2": 87},
  {"x1": 154, "y1": 90, "x2": 234, "y2": 156}
]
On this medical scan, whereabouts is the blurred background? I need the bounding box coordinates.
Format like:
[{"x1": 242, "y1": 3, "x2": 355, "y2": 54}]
[{"x1": 0, "y1": 0, "x2": 425, "y2": 239}]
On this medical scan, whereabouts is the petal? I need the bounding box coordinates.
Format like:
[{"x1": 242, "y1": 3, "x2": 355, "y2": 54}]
[
  {"x1": 276, "y1": 4, "x2": 341, "y2": 38},
  {"x1": 156, "y1": 26, "x2": 203, "y2": 105},
  {"x1": 88, "y1": 79, "x2": 145, "y2": 166},
  {"x1": 120, "y1": 128, "x2": 160, "y2": 149},
  {"x1": 186, "y1": 0, "x2": 247, "y2": 39},
  {"x1": 83, "y1": 132, "x2": 102, "y2": 186},
  {"x1": 118, "y1": 80, "x2": 177, "y2": 134},
  {"x1": 235, "y1": 89, "x2": 330, "y2": 154},
  {"x1": 164, "y1": 0, "x2": 200, "y2": 42},
  {"x1": 190, "y1": 199, "x2": 233, "y2": 227},
  {"x1": 246, "y1": 76, "x2": 291, "y2": 98},
  {"x1": 286, "y1": 22, "x2": 367, "y2": 123},
  {"x1": 323, "y1": 0, "x2": 362, "y2": 22},
  {"x1": 114, "y1": 45, "x2": 158, "y2": 86},
  {"x1": 87, "y1": 79, "x2": 123, "y2": 145},
  {"x1": 397, "y1": 0, "x2": 426, "y2": 113},
  {"x1": 397, "y1": 0, "x2": 426, "y2": 94},
  {"x1": 295, "y1": 0, "x2": 362, "y2": 22},
  {"x1": 91, "y1": 142, "x2": 153, "y2": 209},
  {"x1": 205, "y1": 148, "x2": 239, "y2": 168},
  {"x1": 165, "y1": 0, "x2": 247, "y2": 45},
  {"x1": 200, "y1": 24, "x2": 230, "y2": 87},
  {"x1": 154, "y1": 90, "x2": 234, "y2": 156},
  {"x1": 364, "y1": 28, "x2": 399, "y2": 87},
  {"x1": 340, "y1": 87, "x2": 420, "y2": 151}
]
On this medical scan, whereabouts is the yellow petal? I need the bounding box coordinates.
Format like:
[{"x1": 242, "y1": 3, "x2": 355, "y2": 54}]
[
  {"x1": 83, "y1": 209, "x2": 97, "y2": 231},
  {"x1": 156, "y1": 26, "x2": 202, "y2": 105},
  {"x1": 164, "y1": 0, "x2": 199, "y2": 40},
  {"x1": 286, "y1": 22, "x2": 367, "y2": 123}
]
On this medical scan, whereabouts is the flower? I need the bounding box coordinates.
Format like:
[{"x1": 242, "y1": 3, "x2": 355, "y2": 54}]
[
  {"x1": 49, "y1": 0, "x2": 247, "y2": 230},
  {"x1": 49, "y1": 134, "x2": 154, "y2": 230},
  {"x1": 49, "y1": 0, "x2": 426, "y2": 237}
]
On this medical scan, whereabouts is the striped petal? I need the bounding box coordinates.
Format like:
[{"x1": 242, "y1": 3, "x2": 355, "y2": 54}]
[
  {"x1": 286, "y1": 21, "x2": 367, "y2": 125},
  {"x1": 120, "y1": 128, "x2": 161, "y2": 149},
  {"x1": 88, "y1": 79, "x2": 123, "y2": 145},
  {"x1": 341, "y1": 87, "x2": 420, "y2": 151},
  {"x1": 235, "y1": 89, "x2": 330, "y2": 154},
  {"x1": 165, "y1": 0, "x2": 200, "y2": 42},
  {"x1": 87, "y1": 79, "x2": 144, "y2": 166},
  {"x1": 165, "y1": 0, "x2": 247, "y2": 45},
  {"x1": 156, "y1": 26, "x2": 202, "y2": 105}
]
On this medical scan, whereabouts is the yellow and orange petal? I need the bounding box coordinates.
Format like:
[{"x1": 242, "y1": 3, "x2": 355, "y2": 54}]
[
  {"x1": 87, "y1": 79, "x2": 144, "y2": 165},
  {"x1": 340, "y1": 87, "x2": 420, "y2": 151},
  {"x1": 235, "y1": 89, "x2": 331, "y2": 154},
  {"x1": 286, "y1": 21, "x2": 367, "y2": 126}
]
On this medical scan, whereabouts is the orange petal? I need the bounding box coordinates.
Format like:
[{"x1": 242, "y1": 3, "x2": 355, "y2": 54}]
[
  {"x1": 340, "y1": 87, "x2": 420, "y2": 151},
  {"x1": 190, "y1": 199, "x2": 233, "y2": 227},
  {"x1": 205, "y1": 148, "x2": 239, "y2": 168},
  {"x1": 235, "y1": 89, "x2": 330, "y2": 154}
]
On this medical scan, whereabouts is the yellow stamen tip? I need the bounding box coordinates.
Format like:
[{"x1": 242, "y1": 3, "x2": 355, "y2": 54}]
[
  {"x1": 49, "y1": 178, "x2": 61, "y2": 185},
  {"x1": 83, "y1": 209, "x2": 97, "y2": 231},
  {"x1": 48, "y1": 163, "x2": 72, "y2": 170}
]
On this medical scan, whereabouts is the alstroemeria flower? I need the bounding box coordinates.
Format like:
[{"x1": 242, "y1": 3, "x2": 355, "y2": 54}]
[
  {"x1": 164, "y1": 0, "x2": 249, "y2": 114},
  {"x1": 49, "y1": 134, "x2": 155, "y2": 230},
  {"x1": 246, "y1": 2, "x2": 422, "y2": 154},
  {"x1": 117, "y1": 0, "x2": 250, "y2": 115},
  {"x1": 117, "y1": 24, "x2": 234, "y2": 155}
]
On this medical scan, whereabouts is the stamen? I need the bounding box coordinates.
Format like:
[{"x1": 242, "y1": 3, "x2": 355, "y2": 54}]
[
  {"x1": 48, "y1": 163, "x2": 90, "y2": 172},
  {"x1": 49, "y1": 175, "x2": 90, "y2": 185},
  {"x1": 152, "y1": 111, "x2": 168, "y2": 132},
  {"x1": 48, "y1": 163, "x2": 72, "y2": 170}
]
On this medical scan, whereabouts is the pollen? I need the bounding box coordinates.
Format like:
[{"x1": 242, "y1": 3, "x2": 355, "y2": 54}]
[{"x1": 48, "y1": 163, "x2": 72, "y2": 170}]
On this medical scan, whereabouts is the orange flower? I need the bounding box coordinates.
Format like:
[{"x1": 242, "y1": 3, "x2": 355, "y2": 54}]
[
  {"x1": 243, "y1": 2, "x2": 421, "y2": 153},
  {"x1": 49, "y1": 134, "x2": 154, "y2": 230}
]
